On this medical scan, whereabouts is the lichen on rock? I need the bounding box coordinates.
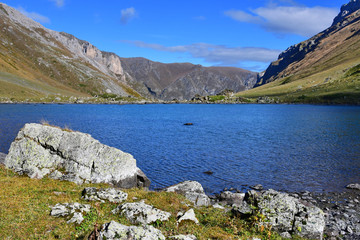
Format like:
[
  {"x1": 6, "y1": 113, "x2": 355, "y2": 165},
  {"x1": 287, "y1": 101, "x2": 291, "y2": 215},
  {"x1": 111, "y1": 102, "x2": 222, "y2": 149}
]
[
  {"x1": 112, "y1": 201, "x2": 171, "y2": 225},
  {"x1": 100, "y1": 220, "x2": 166, "y2": 240},
  {"x1": 5, "y1": 123, "x2": 150, "y2": 188}
]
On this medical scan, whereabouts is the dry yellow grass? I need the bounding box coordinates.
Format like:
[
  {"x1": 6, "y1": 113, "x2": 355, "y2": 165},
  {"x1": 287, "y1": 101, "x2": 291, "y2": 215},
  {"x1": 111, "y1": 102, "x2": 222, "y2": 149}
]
[{"x1": 0, "y1": 164, "x2": 291, "y2": 240}]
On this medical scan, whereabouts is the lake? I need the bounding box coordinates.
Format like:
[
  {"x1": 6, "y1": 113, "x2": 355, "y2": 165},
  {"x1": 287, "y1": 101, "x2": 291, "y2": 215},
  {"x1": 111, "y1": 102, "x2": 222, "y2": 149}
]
[{"x1": 0, "y1": 103, "x2": 359, "y2": 194}]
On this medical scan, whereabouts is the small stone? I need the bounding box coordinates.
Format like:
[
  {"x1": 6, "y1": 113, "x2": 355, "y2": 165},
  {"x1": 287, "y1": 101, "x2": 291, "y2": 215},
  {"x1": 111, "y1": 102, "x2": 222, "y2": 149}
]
[
  {"x1": 50, "y1": 202, "x2": 91, "y2": 224},
  {"x1": 177, "y1": 209, "x2": 199, "y2": 224},
  {"x1": 82, "y1": 187, "x2": 128, "y2": 203},
  {"x1": 53, "y1": 191, "x2": 65, "y2": 196},
  {"x1": 250, "y1": 184, "x2": 263, "y2": 190},
  {"x1": 346, "y1": 183, "x2": 360, "y2": 190},
  {"x1": 164, "y1": 181, "x2": 210, "y2": 207},
  {"x1": 280, "y1": 231, "x2": 292, "y2": 239},
  {"x1": 347, "y1": 226, "x2": 353, "y2": 234},
  {"x1": 213, "y1": 203, "x2": 225, "y2": 209},
  {"x1": 203, "y1": 170, "x2": 213, "y2": 175},
  {"x1": 169, "y1": 234, "x2": 197, "y2": 240}
]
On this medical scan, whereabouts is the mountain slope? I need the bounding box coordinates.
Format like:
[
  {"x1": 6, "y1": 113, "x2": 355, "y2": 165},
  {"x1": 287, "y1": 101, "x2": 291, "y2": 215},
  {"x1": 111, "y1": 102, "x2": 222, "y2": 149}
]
[
  {"x1": 120, "y1": 58, "x2": 257, "y2": 100},
  {"x1": 0, "y1": 3, "x2": 257, "y2": 102},
  {"x1": 239, "y1": 0, "x2": 360, "y2": 104}
]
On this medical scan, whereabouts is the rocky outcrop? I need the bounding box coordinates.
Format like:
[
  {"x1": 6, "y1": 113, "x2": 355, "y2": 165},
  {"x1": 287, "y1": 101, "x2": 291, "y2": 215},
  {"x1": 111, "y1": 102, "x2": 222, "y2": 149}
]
[
  {"x1": 112, "y1": 201, "x2": 171, "y2": 225},
  {"x1": 164, "y1": 181, "x2": 210, "y2": 207},
  {"x1": 82, "y1": 187, "x2": 128, "y2": 203},
  {"x1": 100, "y1": 221, "x2": 165, "y2": 240},
  {"x1": 4, "y1": 123, "x2": 150, "y2": 188},
  {"x1": 256, "y1": 0, "x2": 360, "y2": 87},
  {"x1": 50, "y1": 202, "x2": 91, "y2": 224},
  {"x1": 245, "y1": 189, "x2": 325, "y2": 239},
  {"x1": 333, "y1": 0, "x2": 360, "y2": 25}
]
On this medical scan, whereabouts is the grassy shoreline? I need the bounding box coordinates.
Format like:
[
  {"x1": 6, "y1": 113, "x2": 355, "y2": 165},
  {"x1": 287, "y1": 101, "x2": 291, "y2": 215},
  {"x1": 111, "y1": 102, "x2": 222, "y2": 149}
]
[{"x1": 0, "y1": 164, "x2": 293, "y2": 240}]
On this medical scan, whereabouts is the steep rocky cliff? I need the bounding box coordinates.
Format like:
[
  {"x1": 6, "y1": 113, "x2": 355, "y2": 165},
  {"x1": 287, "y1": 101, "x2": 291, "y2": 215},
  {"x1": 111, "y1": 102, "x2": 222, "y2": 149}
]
[
  {"x1": 256, "y1": 0, "x2": 360, "y2": 86},
  {"x1": 0, "y1": 3, "x2": 257, "y2": 101}
]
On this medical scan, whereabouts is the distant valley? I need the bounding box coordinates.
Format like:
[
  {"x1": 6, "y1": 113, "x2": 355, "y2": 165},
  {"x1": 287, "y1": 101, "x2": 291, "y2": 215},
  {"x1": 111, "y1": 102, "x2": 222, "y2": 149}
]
[{"x1": 0, "y1": 3, "x2": 256, "y2": 102}]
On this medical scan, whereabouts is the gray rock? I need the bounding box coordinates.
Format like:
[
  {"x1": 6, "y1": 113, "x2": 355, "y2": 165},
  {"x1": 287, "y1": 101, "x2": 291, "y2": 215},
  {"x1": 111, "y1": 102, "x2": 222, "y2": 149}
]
[
  {"x1": 346, "y1": 183, "x2": 360, "y2": 190},
  {"x1": 50, "y1": 202, "x2": 91, "y2": 224},
  {"x1": 232, "y1": 201, "x2": 252, "y2": 218},
  {"x1": 82, "y1": 187, "x2": 128, "y2": 203},
  {"x1": 5, "y1": 123, "x2": 150, "y2": 188},
  {"x1": 0, "y1": 152, "x2": 6, "y2": 165},
  {"x1": 100, "y1": 221, "x2": 165, "y2": 240},
  {"x1": 164, "y1": 181, "x2": 210, "y2": 207},
  {"x1": 280, "y1": 232, "x2": 292, "y2": 239},
  {"x1": 245, "y1": 189, "x2": 325, "y2": 240},
  {"x1": 169, "y1": 234, "x2": 197, "y2": 240},
  {"x1": 212, "y1": 203, "x2": 225, "y2": 209},
  {"x1": 177, "y1": 209, "x2": 199, "y2": 225},
  {"x1": 113, "y1": 201, "x2": 171, "y2": 225},
  {"x1": 67, "y1": 212, "x2": 84, "y2": 224},
  {"x1": 250, "y1": 184, "x2": 263, "y2": 190},
  {"x1": 219, "y1": 191, "x2": 245, "y2": 205}
]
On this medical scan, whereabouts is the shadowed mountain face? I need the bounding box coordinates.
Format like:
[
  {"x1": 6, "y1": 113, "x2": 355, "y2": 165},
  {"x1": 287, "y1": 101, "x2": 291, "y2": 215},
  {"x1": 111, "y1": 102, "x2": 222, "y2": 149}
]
[
  {"x1": 0, "y1": 3, "x2": 257, "y2": 101},
  {"x1": 120, "y1": 58, "x2": 257, "y2": 100},
  {"x1": 256, "y1": 0, "x2": 360, "y2": 87}
]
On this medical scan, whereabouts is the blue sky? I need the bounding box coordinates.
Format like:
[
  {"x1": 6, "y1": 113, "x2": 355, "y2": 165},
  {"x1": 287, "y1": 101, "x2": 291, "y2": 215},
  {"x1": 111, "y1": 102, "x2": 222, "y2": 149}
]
[{"x1": 2, "y1": 0, "x2": 347, "y2": 72}]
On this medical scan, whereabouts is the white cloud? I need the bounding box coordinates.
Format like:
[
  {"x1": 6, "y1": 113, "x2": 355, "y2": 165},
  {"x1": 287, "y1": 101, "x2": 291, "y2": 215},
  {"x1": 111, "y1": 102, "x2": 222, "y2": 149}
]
[
  {"x1": 121, "y1": 7, "x2": 137, "y2": 25},
  {"x1": 50, "y1": 0, "x2": 64, "y2": 8},
  {"x1": 123, "y1": 40, "x2": 281, "y2": 66},
  {"x1": 225, "y1": 5, "x2": 338, "y2": 37},
  {"x1": 17, "y1": 7, "x2": 50, "y2": 24}
]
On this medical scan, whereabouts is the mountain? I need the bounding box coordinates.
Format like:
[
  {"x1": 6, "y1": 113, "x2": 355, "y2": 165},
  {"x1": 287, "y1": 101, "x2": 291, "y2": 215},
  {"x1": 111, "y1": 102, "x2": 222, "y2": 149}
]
[
  {"x1": 240, "y1": 0, "x2": 360, "y2": 104},
  {"x1": 120, "y1": 58, "x2": 256, "y2": 100},
  {"x1": 0, "y1": 3, "x2": 257, "y2": 102}
]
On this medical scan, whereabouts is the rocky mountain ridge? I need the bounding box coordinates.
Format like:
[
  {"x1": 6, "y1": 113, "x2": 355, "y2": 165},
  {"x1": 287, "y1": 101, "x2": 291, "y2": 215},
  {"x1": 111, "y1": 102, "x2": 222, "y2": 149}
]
[
  {"x1": 256, "y1": 0, "x2": 360, "y2": 86},
  {"x1": 0, "y1": 3, "x2": 257, "y2": 101}
]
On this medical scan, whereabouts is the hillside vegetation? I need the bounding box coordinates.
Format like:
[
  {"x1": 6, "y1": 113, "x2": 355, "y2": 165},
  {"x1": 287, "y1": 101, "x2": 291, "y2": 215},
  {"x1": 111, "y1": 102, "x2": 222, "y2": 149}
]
[{"x1": 238, "y1": 1, "x2": 360, "y2": 105}]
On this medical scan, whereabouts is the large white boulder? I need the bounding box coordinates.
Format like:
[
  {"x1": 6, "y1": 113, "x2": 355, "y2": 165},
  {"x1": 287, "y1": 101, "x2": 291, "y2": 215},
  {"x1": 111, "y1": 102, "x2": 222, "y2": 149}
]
[{"x1": 5, "y1": 123, "x2": 150, "y2": 188}]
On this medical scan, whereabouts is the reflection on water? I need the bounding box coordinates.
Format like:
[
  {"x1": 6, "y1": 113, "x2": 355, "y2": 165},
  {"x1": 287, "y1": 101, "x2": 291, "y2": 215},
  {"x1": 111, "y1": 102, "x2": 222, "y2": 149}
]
[{"x1": 0, "y1": 104, "x2": 359, "y2": 193}]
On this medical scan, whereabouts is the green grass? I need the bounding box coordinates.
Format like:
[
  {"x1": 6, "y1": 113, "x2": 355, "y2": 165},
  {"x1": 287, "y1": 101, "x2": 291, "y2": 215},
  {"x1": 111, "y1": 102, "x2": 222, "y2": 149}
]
[
  {"x1": 0, "y1": 165, "x2": 296, "y2": 240},
  {"x1": 238, "y1": 60, "x2": 360, "y2": 105}
]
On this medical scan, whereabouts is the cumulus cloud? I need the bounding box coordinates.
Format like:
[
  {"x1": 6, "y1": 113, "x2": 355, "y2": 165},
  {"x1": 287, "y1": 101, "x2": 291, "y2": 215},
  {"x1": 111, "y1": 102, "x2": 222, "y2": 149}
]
[
  {"x1": 50, "y1": 0, "x2": 64, "y2": 8},
  {"x1": 121, "y1": 7, "x2": 137, "y2": 24},
  {"x1": 225, "y1": 5, "x2": 338, "y2": 37},
  {"x1": 17, "y1": 7, "x2": 50, "y2": 24},
  {"x1": 123, "y1": 40, "x2": 281, "y2": 66}
]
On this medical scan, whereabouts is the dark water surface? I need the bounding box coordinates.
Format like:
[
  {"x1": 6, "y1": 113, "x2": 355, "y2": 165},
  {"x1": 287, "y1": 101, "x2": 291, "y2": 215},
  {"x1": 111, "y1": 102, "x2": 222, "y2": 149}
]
[{"x1": 0, "y1": 104, "x2": 359, "y2": 194}]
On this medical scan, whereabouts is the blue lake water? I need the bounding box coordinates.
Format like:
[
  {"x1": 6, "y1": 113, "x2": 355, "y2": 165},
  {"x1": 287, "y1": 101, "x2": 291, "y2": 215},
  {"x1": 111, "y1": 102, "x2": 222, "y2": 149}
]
[{"x1": 0, "y1": 104, "x2": 359, "y2": 194}]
